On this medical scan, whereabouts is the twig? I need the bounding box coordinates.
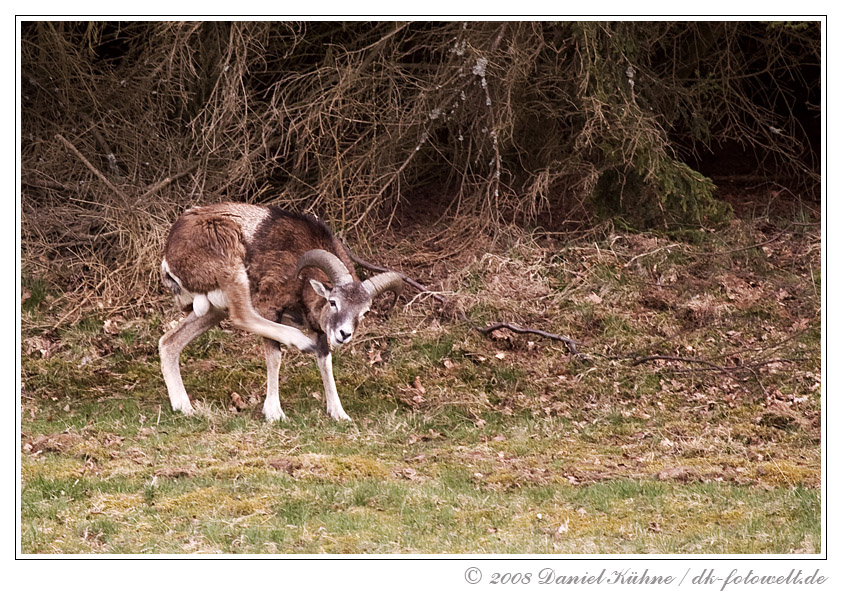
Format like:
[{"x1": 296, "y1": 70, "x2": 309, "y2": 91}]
[
  {"x1": 346, "y1": 248, "x2": 445, "y2": 304},
  {"x1": 623, "y1": 243, "x2": 680, "y2": 268},
  {"x1": 138, "y1": 162, "x2": 200, "y2": 201},
  {"x1": 27, "y1": 74, "x2": 121, "y2": 176},
  {"x1": 631, "y1": 353, "x2": 808, "y2": 373},
  {"x1": 351, "y1": 23, "x2": 511, "y2": 229},
  {"x1": 351, "y1": 141, "x2": 424, "y2": 227},
  {"x1": 49, "y1": 274, "x2": 109, "y2": 331},
  {"x1": 475, "y1": 322, "x2": 580, "y2": 355},
  {"x1": 21, "y1": 175, "x2": 76, "y2": 193},
  {"x1": 699, "y1": 227, "x2": 792, "y2": 257},
  {"x1": 56, "y1": 134, "x2": 131, "y2": 203},
  {"x1": 631, "y1": 354, "x2": 725, "y2": 370}
]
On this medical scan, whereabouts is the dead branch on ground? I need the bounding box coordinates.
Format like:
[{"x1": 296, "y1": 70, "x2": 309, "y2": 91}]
[{"x1": 347, "y1": 246, "x2": 581, "y2": 355}]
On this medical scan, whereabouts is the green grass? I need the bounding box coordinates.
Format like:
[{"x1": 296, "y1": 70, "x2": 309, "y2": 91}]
[
  {"x1": 20, "y1": 217, "x2": 821, "y2": 554},
  {"x1": 19, "y1": 345, "x2": 821, "y2": 553},
  {"x1": 22, "y1": 276, "x2": 51, "y2": 312},
  {"x1": 19, "y1": 410, "x2": 820, "y2": 554}
]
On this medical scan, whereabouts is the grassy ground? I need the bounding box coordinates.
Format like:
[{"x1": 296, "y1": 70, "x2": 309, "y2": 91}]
[{"x1": 20, "y1": 200, "x2": 821, "y2": 554}]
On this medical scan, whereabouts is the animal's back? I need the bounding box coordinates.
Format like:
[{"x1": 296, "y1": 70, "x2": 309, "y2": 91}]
[{"x1": 162, "y1": 203, "x2": 356, "y2": 322}]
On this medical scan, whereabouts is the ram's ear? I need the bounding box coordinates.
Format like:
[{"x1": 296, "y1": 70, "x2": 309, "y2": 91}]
[{"x1": 309, "y1": 279, "x2": 331, "y2": 300}]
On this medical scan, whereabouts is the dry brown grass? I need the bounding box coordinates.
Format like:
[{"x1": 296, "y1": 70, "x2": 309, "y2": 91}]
[{"x1": 20, "y1": 21, "x2": 820, "y2": 322}]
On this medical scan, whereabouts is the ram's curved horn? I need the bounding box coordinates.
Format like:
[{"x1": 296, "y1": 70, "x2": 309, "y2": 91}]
[
  {"x1": 362, "y1": 271, "x2": 404, "y2": 299},
  {"x1": 296, "y1": 249, "x2": 354, "y2": 286}
]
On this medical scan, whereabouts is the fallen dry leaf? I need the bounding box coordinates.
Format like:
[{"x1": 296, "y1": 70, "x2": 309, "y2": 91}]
[
  {"x1": 412, "y1": 376, "x2": 426, "y2": 395},
  {"x1": 25, "y1": 336, "x2": 58, "y2": 359},
  {"x1": 718, "y1": 273, "x2": 763, "y2": 305},
  {"x1": 490, "y1": 328, "x2": 513, "y2": 341},
  {"x1": 26, "y1": 433, "x2": 83, "y2": 454},
  {"x1": 136, "y1": 427, "x2": 155, "y2": 439},
  {"x1": 103, "y1": 318, "x2": 122, "y2": 335},
  {"x1": 155, "y1": 466, "x2": 195, "y2": 478},
  {"x1": 229, "y1": 392, "x2": 246, "y2": 411},
  {"x1": 790, "y1": 318, "x2": 811, "y2": 332},
  {"x1": 393, "y1": 467, "x2": 423, "y2": 481},
  {"x1": 269, "y1": 457, "x2": 302, "y2": 474},
  {"x1": 367, "y1": 348, "x2": 383, "y2": 365},
  {"x1": 655, "y1": 466, "x2": 699, "y2": 482}
]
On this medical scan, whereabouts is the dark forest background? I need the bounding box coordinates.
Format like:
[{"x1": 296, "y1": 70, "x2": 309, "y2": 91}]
[{"x1": 20, "y1": 21, "x2": 821, "y2": 309}]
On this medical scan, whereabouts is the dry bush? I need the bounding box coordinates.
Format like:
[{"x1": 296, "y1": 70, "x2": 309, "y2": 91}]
[{"x1": 20, "y1": 21, "x2": 820, "y2": 314}]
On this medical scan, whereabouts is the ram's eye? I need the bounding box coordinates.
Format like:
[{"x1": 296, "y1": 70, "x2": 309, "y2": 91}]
[
  {"x1": 329, "y1": 299, "x2": 337, "y2": 309},
  {"x1": 359, "y1": 309, "x2": 369, "y2": 320}
]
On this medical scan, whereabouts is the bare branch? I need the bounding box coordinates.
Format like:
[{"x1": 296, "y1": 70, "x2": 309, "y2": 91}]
[
  {"x1": 475, "y1": 322, "x2": 580, "y2": 355},
  {"x1": 55, "y1": 134, "x2": 131, "y2": 203}
]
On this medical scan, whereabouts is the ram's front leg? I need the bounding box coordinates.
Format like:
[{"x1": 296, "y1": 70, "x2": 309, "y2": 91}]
[
  {"x1": 315, "y1": 334, "x2": 351, "y2": 421},
  {"x1": 262, "y1": 338, "x2": 288, "y2": 422}
]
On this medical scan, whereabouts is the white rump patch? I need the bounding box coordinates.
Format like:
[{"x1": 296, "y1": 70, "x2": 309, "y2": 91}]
[
  {"x1": 207, "y1": 289, "x2": 228, "y2": 310},
  {"x1": 163, "y1": 257, "x2": 228, "y2": 316},
  {"x1": 193, "y1": 294, "x2": 211, "y2": 317},
  {"x1": 192, "y1": 290, "x2": 227, "y2": 317}
]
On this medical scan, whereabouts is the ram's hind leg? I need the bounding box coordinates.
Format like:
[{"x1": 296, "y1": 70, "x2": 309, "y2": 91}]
[
  {"x1": 262, "y1": 338, "x2": 287, "y2": 422},
  {"x1": 223, "y1": 267, "x2": 317, "y2": 353},
  {"x1": 159, "y1": 309, "x2": 227, "y2": 415}
]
